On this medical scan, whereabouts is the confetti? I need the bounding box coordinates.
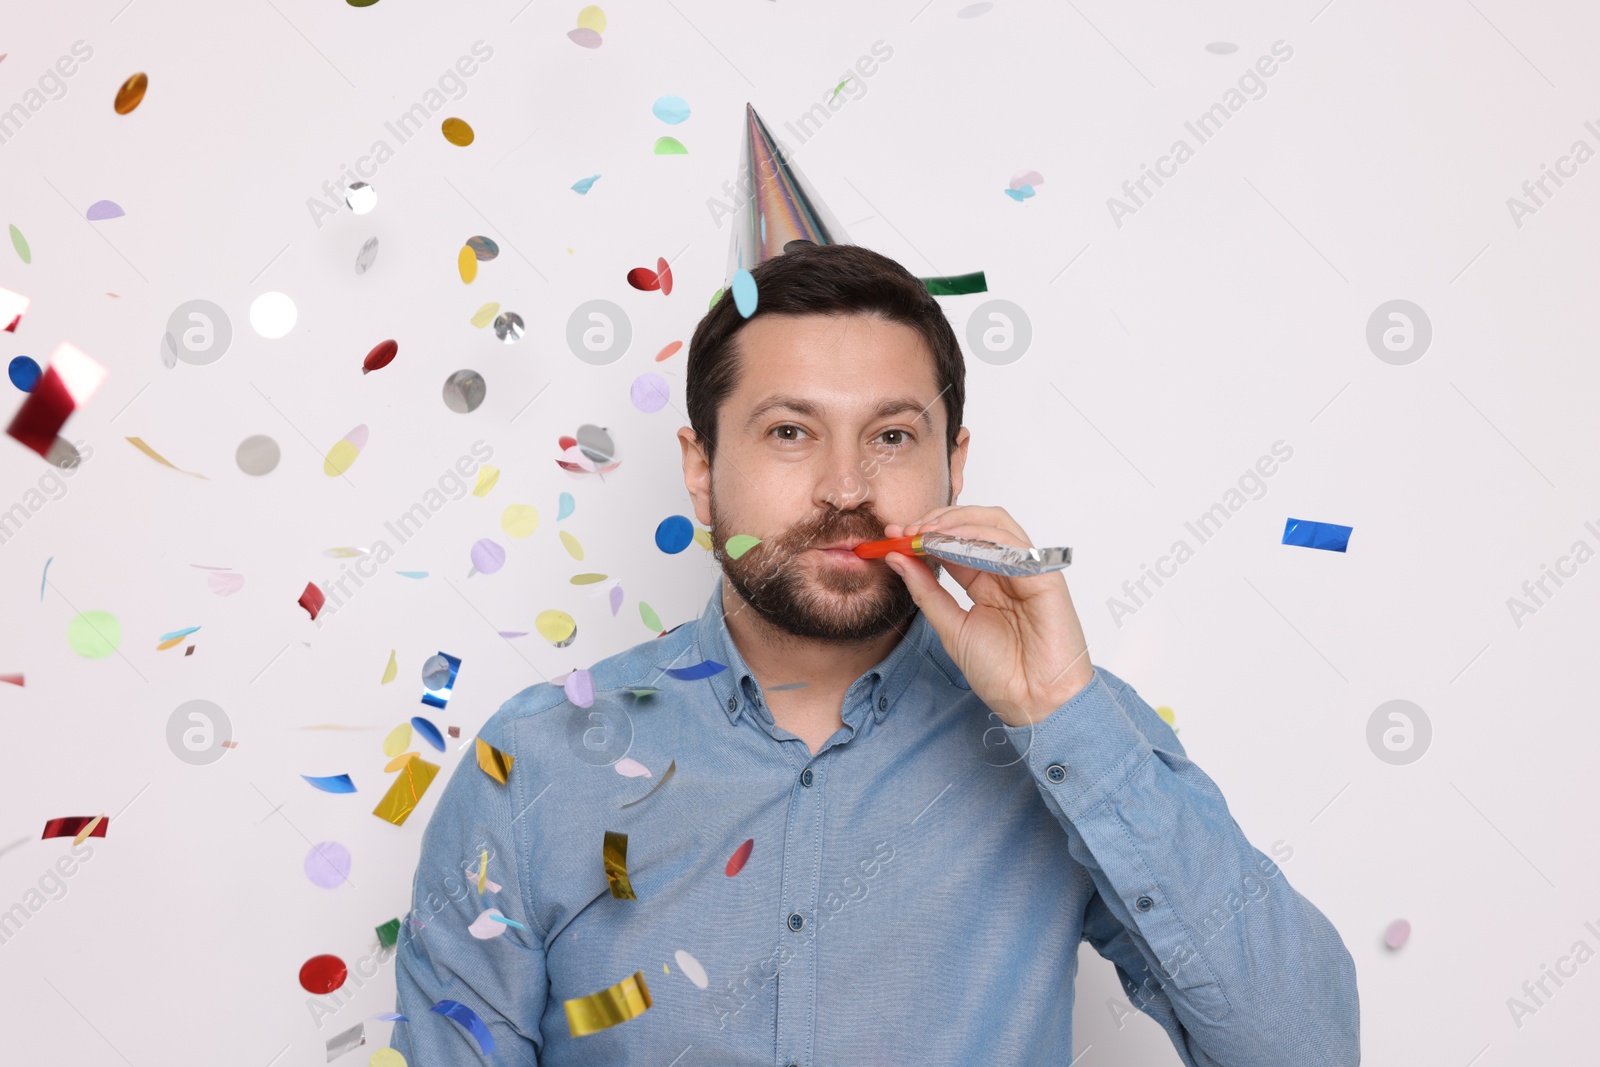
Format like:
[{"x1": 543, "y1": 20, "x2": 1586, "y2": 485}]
[
  {"x1": 440, "y1": 117, "x2": 474, "y2": 146},
  {"x1": 72, "y1": 815, "x2": 107, "y2": 845},
  {"x1": 42, "y1": 816, "x2": 108, "y2": 841},
  {"x1": 731, "y1": 269, "x2": 758, "y2": 317},
  {"x1": 725, "y1": 838, "x2": 754, "y2": 877},
  {"x1": 626, "y1": 266, "x2": 661, "y2": 292},
  {"x1": 304, "y1": 841, "x2": 353, "y2": 889},
  {"x1": 1009, "y1": 170, "x2": 1044, "y2": 190},
  {"x1": 571, "y1": 174, "x2": 600, "y2": 193},
  {"x1": 725, "y1": 534, "x2": 762, "y2": 559},
  {"x1": 299, "y1": 582, "x2": 327, "y2": 620},
  {"x1": 603, "y1": 831, "x2": 636, "y2": 899},
  {"x1": 375, "y1": 918, "x2": 400, "y2": 948},
  {"x1": 564, "y1": 972, "x2": 653, "y2": 1037},
  {"x1": 372, "y1": 757, "x2": 440, "y2": 827},
  {"x1": 384, "y1": 752, "x2": 417, "y2": 773},
  {"x1": 490, "y1": 914, "x2": 526, "y2": 929},
  {"x1": 0, "y1": 285, "x2": 28, "y2": 331},
  {"x1": 559, "y1": 530, "x2": 584, "y2": 560},
  {"x1": 469, "y1": 301, "x2": 500, "y2": 327},
  {"x1": 368, "y1": 1048, "x2": 405, "y2": 1067},
  {"x1": 447, "y1": 726, "x2": 460, "y2": 738},
  {"x1": 652, "y1": 95, "x2": 690, "y2": 124},
  {"x1": 420, "y1": 654, "x2": 460, "y2": 710},
  {"x1": 468, "y1": 909, "x2": 509, "y2": 939},
  {"x1": 8, "y1": 224, "x2": 29, "y2": 264},
  {"x1": 536, "y1": 609, "x2": 577, "y2": 647},
  {"x1": 469, "y1": 539, "x2": 505, "y2": 576},
  {"x1": 639, "y1": 601, "x2": 663, "y2": 632},
  {"x1": 571, "y1": 573, "x2": 608, "y2": 585},
  {"x1": 620, "y1": 760, "x2": 676, "y2": 809},
  {"x1": 302, "y1": 774, "x2": 358, "y2": 794},
  {"x1": 66, "y1": 611, "x2": 121, "y2": 659},
  {"x1": 1282, "y1": 518, "x2": 1353, "y2": 553},
  {"x1": 355, "y1": 236, "x2": 379, "y2": 274},
  {"x1": 85, "y1": 200, "x2": 124, "y2": 221},
  {"x1": 9, "y1": 355, "x2": 40, "y2": 390},
  {"x1": 673, "y1": 949, "x2": 708, "y2": 988},
  {"x1": 476, "y1": 738, "x2": 514, "y2": 784},
  {"x1": 324, "y1": 424, "x2": 367, "y2": 477},
  {"x1": 564, "y1": 668, "x2": 596, "y2": 708},
  {"x1": 362, "y1": 339, "x2": 397, "y2": 374},
  {"x1": 920, "y1": 272, "x2": 988, "y2": 296},
  {"x1": 653, "y1": 136, "x2": 687, "y2": 155},
  {"x1": 457, "y1": 246, "x2": 477, "y2": 283},
  {"x1": 493, "y1": 312, "x2": 524, "y2": 343},
  {"x1": 654, "y1": 340, "x2": 682, "y2": 362},
  {"x1": 466, "y1": 236, "x2": 499, "y2": 260},
  {"x1": 466, "y1": 862, "x2": 501, "y2": 893},
  {"x1": 630, "y1": 373, "x2": 669, "y2": 413},
  {"x1": 557, "y1": 492, "x2": 575, "y2": 520},
  {"x1": 326, "y1": 1022, "x2": 365, "y2": 1061},
  {"x1": 299, "y1": 954, "x2": 348, "y2": 994},
  {"x1": 609, "y1": 585, "x2": 623, "y2": 615},
  {"x1": 236, "y1": 434, "x2": 280, "y2": 475},
  {"x1": 0, "y1": 674, "x2": 23, "y2": 687},
  {"x1": 431, "y1": 1001, "x2": 495, "y2": 1054},
  {"x1": 1385, "y1": 918, "x2": 1411, "y2": 949},
  {"x1": 344, "y1": 181, "x2": 377, "y2": 213},
  {"x1": 442, "y1": 369, "x2": 486, "y2": 413},
  {"x1": 381, "y1": 650, "x2": 398, "y2": 686},
  {"x1": 655, "y1": 515, "x2": 694, "y2": 554},
  {"x1": 5, "y1": 341, "x2": 105, "y2": 458},
  {"x1": 412, "y1": 714, "x2": 447, "y2": 750},
  {"x1": 126, "y1": 436, "x2": 208, "y2": 479},
  {"x1": 249, "y1": 291, "x2": 297, "y2": 338},
  {"x1": 614, "y1": 757, "x2": 650, "y2": 778},
  {"x1": 666, "y1": 660, "x2": 725, "y2": 681},
  {"x1": 502, "y1": 504, "x2": 539, "y2": 537}
]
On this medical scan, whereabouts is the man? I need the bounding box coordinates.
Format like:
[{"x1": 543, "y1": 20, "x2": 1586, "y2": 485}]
[{"x1": 392, "y1": 243, "x2": 1360, "y2": 1064}]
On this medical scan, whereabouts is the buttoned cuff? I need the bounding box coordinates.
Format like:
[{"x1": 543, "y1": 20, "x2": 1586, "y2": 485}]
[{"x1": 1001, "y1": 666, "x2": 1154, "y2": 822}]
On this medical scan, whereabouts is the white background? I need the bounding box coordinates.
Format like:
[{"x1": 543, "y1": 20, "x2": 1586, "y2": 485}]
[{"x1": 1, "y1": 1, "x2": 1596, "y2": 1063}]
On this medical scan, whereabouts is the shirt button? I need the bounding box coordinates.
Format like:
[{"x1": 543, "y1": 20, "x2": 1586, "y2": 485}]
[
  {"x1": 1135, "y1": 895, "x2": 1154, "y2": 912},
  {"x1": 787, "y1": 912, "x2": 805, "y2": 932},
  {"x1": 727, "y1": 696, "x2": 737, "y2": 711},
  {"x1": 800, "y1": 768, "x2": 813, "y2": 787},
  {"x1": 1045, "y1": 763, "x2": 1067, "y2": 783},
  {"x1": 878, "y1": 694, "x2": 888, "y2": 711}
]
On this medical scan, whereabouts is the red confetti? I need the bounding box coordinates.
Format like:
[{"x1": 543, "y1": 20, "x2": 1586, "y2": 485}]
[
  {"x1": 0, "y1": 673, "x2": 23, "y2": 687},
  {"x1": 557, "y1": 435, "x2": 577, "y2": 450},
  {"x1": 626, "y1": 267, "x2": 660, "y2": 292},
  {"x1": 362, "y1": 339, "x2": 398, "y2": 375},
  {"x1": 725, "y1": 838, "x2": 754, "y2": 877},
  {"x1": 654, "y1": 341, "x2": 682, "y2": 362},
  {"x1": 5, "y1": 342, "x2": 106, "y2": 459},
  {"x1": 41, "y1": 816, "x2": 108, "y2": 840},
  {"x1": 298, "y1": 582, "x2": 326, "y2": 620},
  {"x1": 447, "y1": 725, "x2": 460, "y2": 738},
  {"x1": 298, "y1": 954, "x2": 348, "y2": 994},
  {"x1": 656, "y1": 257, "x2": 673, "y2": 296}
]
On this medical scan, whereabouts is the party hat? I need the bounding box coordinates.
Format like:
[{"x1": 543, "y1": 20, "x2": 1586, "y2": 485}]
[{"x1": 720, "y1": 103, "x2": 987, "y2": 297}]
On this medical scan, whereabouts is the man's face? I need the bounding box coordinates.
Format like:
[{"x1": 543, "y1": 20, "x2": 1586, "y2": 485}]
[{"x1": 679, "y1": 312, "x2": 969, "y2": 643}]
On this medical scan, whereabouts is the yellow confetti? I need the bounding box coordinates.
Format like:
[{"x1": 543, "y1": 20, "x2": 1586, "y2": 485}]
[
  {"x1": 560, "y1": 530, "x2": 584, "y2": 560},
  {"x1": 382, "y1": 722, "x2": 412, "y2": 757},
  {"x1": 693, "y1": 528, "x2": 712, "y2": 551},
  {"x1": 478, "y1": 849, "x2": 488, "y2": 894},
  {"x1": 372, "y1": 757, "x2": 441, "y2": 826},
  {"x1": 323, "y1": 439, "x2": 360, "y2": 477},
  {"x1": 536, "y1": 609, "x2": 577, "y2": 646},
  {"x1": 381, "y1": 649, "x2": 398, "y2": 684},
  {"x1": 1156, "y1": 705, "x2": 1175, "y2": 725},
  {"x1": 502, "y1": 504, "x2": 539, "y2": 538},
  {"x1": 570, "y1": 573, "x2": 608, "y2": 585},
  {"x1": 113, "y1": 72, "x2": 148, "y2": 115},
  {"x1": 383, "y1": 751, "x2": 418, "y2": 772},
  {"x1": 441, "y1": 117, "x2": 475, "y2": 146},
  {"x1": 576, "y1": 5, "x2": 606, "y2": 32},
  {"x1": 603, "y1": 830, "x2": 636, "y2": 900},
  {"x1": 458, "y1": 246, "x2": 478, "y2": 283},
  {"x1": 564, "y1": 971, "x2": 653, "y2": 1038},
  {"x1": 474, "y1": 466, "x2": 500, "y2": 496},
  {"x1": 470, "y1": 302, "x2": 501, "y2": 328},
  {"x1": 126, "y1": 437, "x2": 208, "y2": 479},
  {"x1": 155, "y1": 634, "x2": 187, "y2": 651},
  {"x1": 476, "y1": 737, "x2": 515, "y2": 785}
]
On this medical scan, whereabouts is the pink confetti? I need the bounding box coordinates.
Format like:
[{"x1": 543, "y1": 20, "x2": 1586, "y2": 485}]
[
  {"x1": 208, "y1": 571, "x2": 245, "y2": 596},
  {"x1": 614, "y1": 757, "x2": 651, "y2": 778},
  {"x1": 567, "y1": 27, "x2": 602, "y2": 48},
  {"x1": 1384, "y1": 918, "x2": 1411, "y2": 950},
  {"x1": 563, "y1": 668, "x2": 595, "y2": 708},
  {"x1": 1008, "y1": 170, "x2": 1044, "y2": 190}
]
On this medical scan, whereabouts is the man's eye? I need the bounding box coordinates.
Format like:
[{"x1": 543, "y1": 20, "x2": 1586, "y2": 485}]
[
  {"x1": 772, "y1": 425, "x2": 807, "y2": 441},
  {"x1": 878, "y1": 429, "x2": 911, "y2": 446}
]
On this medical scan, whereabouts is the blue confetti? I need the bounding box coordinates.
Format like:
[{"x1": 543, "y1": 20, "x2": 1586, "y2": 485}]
[
  {"x1": 571, "y1": 174, "x2": 601, "y2": 194},
  {"x1": 430, "y1": 1000, "x2": 495, "y2": 1055},
  {"x1": 420, "y1": 652, "x2": 461, "y2": 710},
  {"x1": 558, "y1": 491, "x2": 575, "y2": 521},
  {"x1": 1281, "y1": 518, "x2": 1353, "y2": 553},
  {"x1": 651, "y1": 94, "x2": 691, "y2": 124},
  {"x1": 8, "y1": 355, "x2": 40, "y2": 391},
  {"x1": 301, "y1": 773, "x2": 357, "y2": 794},
  {"x1": 411, "y1": 715, "x2": 447, "y2": 751},
  {"x1": 489, "y1": 914, "x2": 527, "y2": 929},
  {"x1": 665, "y1": 659, "x2": 726, "y2": 681},
  {"x1": 1003, "y1": 184, "x2": 1035, "y2": 202},
  {"x1": 395, "y1": 570, "x2": 429, "y2": 579},
  {"x1": 731, "y1": 268, "x2": 758, "y2": 318},
  {"x1": 159, "y1": 625, "x2": 201, "y2": 642},
  {"x1": 655, "y1": 515, "x2": 694, "y2": 554},
  {"x1": 40, "y1": 557, "x2": 50, "y2": 601}
]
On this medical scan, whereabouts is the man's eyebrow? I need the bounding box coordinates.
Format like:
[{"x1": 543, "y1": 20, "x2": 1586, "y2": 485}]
[{"x1": 743, "y1": 394, "x2": 935, "y2": 434}]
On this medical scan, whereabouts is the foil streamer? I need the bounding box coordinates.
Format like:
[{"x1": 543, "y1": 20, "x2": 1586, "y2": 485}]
[
  {"x1": 420, "y1": 652, "x2": 461, "y2": 709},
  {"x1": 603, "y1": 830, "x2": 636, "y2": 899},
  {"x1": 1282, "y1": 517, "x2": 1353, "y2": 553},
  {"x1": 372, "y1": 757, "x2": 440, "y2": 827},
  {"x1": 920, "y1": 272, "x2": 988, "y2": 295},
  {"x1": 325, "y1": 1022, "x2": 365, "y2": 1061},
  {"x1": 475, "y1": 738, "x2": 514, "y2": 785},
  {"x1": 302, "y1": 774, "x2": 357, "y2": 794},
  {"x1": 854, "y1": 532, "x2": 1072, "y2": 578},
  {"x1": 430, "y1": 1000, "x2": 495, "y2": 1054},
  {"x1": 41, "y1": 816, "x2": 108, "y2": 840},
  {"x1": 563, "y1": 971, "x2": 653, "y2": 1038},
  {"x1": 620, "y1": 759, "x2": 676, "y2": 809},
  {"x1": 5, "y1": 342, "x2": 106, "y2": 458},
  {"x1": 664, "y1": 660, "x2": 726, "y2": 681}
]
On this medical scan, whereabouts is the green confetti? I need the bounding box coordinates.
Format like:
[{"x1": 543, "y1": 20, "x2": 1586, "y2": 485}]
[
  {"x1": 709, "y1": 287, "x2": 724, "y2": 310},
  {"x1": 830, "y1": 79, "x2": 851, "y2": 102},
  {"x1": 376, "y1": 917, "x2": 400, "y2": 947},
  {"x1": 9, "y1": 223, "x2": 30, "y2": 264},
  {"x1": 653, "y1": 136, "x2": 688, "y2": 155},
  {"x1": 725, "y1": 534, "x2": 762, "y2": 559},
  {"x1": 920, "y1": 271, "x2": 988, "y2": 296},
  {"x1": 67, "y1": 610, "x2": 121, "y2": 659},
  {"x1": 639, "y1": 601, "x2": 663, "y2": 632}
]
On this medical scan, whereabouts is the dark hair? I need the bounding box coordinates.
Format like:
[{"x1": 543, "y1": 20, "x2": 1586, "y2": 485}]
[{"x1": 685, "y1": 243, "x2": 966, "y2": 464}]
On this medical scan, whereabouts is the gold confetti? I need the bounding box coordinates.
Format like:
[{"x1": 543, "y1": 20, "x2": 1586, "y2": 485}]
[
  {"x1": 603, "y1": 830, "x2": 636, "y2": 900},
  {"x1": 114, "y1": 72, "x2": 147, "y2": 114},
  {"x1": 570, "y1": 573, "x2": 608, "y2": 585},
  {"x1": 441, "y1": 117, "x2": 475, "y2": 146},
  {"x1": 372, "y1": 757, "x2": 440, "y2": 826},
  {"x1": 475, "y1": 737, "x2": 514, "y2": 785},
  {"x1": 126, "y1": 437, "x2": 208, "y2": 479},
  {"x1": 478, "y1": 849, "x2": 488, "y2": 894},
  {"x1": 565, "y1": 971, "x2": 653, "y2": 1038},
  {"x1": 458, "y1": 246, "x2": 478, "y2": 283}
]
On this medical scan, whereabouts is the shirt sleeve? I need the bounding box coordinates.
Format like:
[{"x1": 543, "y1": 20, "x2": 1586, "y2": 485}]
[
  {"x1": 391, "y1": 705, "x2": 550, "y2": 1065},
  {"x1": 1002, "y1": 666, "x2": 1360, "y2": 1066}
]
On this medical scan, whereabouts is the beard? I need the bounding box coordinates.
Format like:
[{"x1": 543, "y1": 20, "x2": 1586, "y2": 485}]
[{"x1": 710, "y1": 492, "x2": 936, "y2": 643}]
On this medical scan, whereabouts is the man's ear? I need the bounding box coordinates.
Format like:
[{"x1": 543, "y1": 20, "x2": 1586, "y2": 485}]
[
  {"x1": 948, "y1": 426, "x2": 970, "y2": 503},
  {"x1": 678, "y1": 427, "x2": 714, "y2": 527}
]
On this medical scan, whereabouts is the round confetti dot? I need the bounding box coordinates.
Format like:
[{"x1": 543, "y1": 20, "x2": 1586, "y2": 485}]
[
  {"x1": 493, "y1": 311, "x2": 524, "y2": 343},
  {"x1": 653, "y1": 136, "x2": 687, "y2": 155},
  {"x1": 655, "y1": 515, "x2": 694, "y2": 554},
  {"x1": 1384, "y1": 918, "x2": 1411, "y2": 949},
  {"x1": 630, "y1": 373, "x2": 669, "y2": 413},
  {"x1": 369, "y1": 1050, "x2": 407, "y2": 1067},
  {"x1": 67, "y1": 611, "x2": 122, "y2": 659},
  {"x1": 576, "y1": 424, "x2": 615, "y2": 465},
  {"x1": 362, "y1": 339, "x2": 398, "y2": 375},
  {"x1": 382, "y1": 722, "x2": 412, "y2": 758},
  {"x1": 345, "y1": 181, "x2": 377, "y2": 213},
  {"x1": 639, "y1": 601, "x2": 662, "y2": 632},
  {"x1": 420, "y1": 656, "x2": 452, "y2": 691},
  {"x1": 576, "y1": 4, "x2": 606, "y2": 32},
  {"x1": 501, "y1": 505, "x2": 539, "y2": 538},
  {"x1": 9, "y1": 355, "x2": 40, "y2": 391},
  {"x1": 471, "y1": 538, "x2": 506, "y2": 574},
  {"x1": 536, "y1": 609, "x2": 577, "y2": 647},
  {"x1": 304, "y1": 841, "x2": 352, "y2": 889},
  {"x1": 249, "y1": 291, "x2": 297, "y2": 339},
  {"x1": 86, "y1": 200, "x2": 124, "y2": 221},
  {"x1": 731, "y1": 269, "x2": 758, "y2": 317},
  {"x1": 298, "y1": 954, "x2": 348, "y2": 994},
  {"x1": 724, "y1": 534, "x2": 761, "y2": 559},
  {"x1": 655, "y1": 340, "x2": 682, "y2": 362},
  {"x1": 652, "y1": 94, "x2": 691, "y2": 124},
  {"x1": 411, "y1": 715, "x2": 446, "y2": 751},
  {"x1": 466, "y1": 236, "x2": 499, "y2": 261},
  {"x1": 457, "y1": 245, "x2": 477, "y2": 284},
  {"x1": 557, "y1": 492, "x2": 575, "y2": 520},
  {"x1": 441, "y1": 117, "x2": 475, "y2": 146},
  {"x1": 236, "y1": 434, "x2": 281, "y2": 476},
  {"x1": 442, "y1": 369, "x2": 487, "y2": 413}
]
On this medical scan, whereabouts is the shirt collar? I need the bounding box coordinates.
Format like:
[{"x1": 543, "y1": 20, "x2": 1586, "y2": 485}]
[{"x1": 660, "y1": 574, "x2": 935, "y2": 728}]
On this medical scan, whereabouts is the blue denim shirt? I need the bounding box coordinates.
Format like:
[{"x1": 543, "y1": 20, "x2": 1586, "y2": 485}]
[{"x1": 392, "y1": 575, "x2": 1359, "y2": 1065}]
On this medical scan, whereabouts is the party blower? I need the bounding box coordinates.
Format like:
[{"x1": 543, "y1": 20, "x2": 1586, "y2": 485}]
[{"x1": 852, "y1": 532, "x2": 1073, "y2": 578}]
